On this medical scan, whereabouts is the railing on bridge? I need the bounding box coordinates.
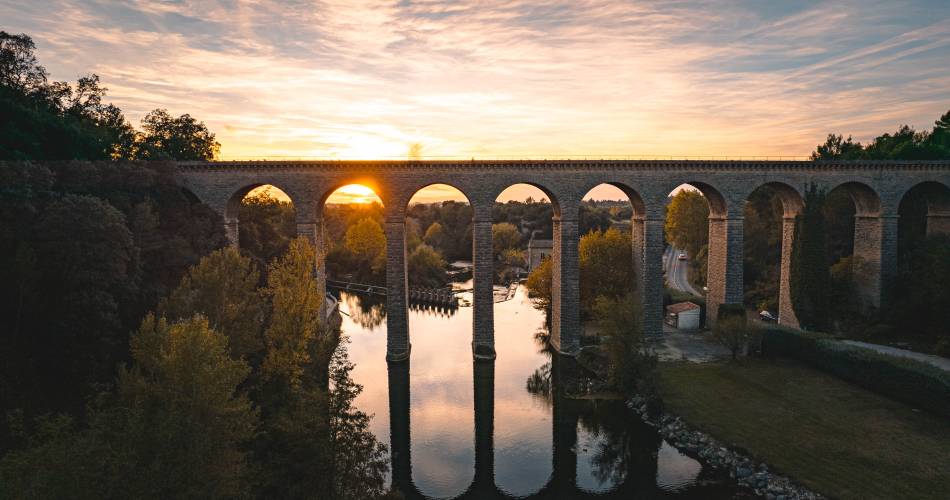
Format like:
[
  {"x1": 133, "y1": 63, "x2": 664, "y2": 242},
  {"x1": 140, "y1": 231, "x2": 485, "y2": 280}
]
[{"x1": 327, "y1": 279, "x2": 458, "y2": 308}]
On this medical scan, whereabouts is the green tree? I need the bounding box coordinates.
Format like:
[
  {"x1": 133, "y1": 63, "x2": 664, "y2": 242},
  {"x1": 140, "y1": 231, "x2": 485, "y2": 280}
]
[
  {"x1": 592, "y1": 295, "x2": 655, "y2": 396},
  {"x1": 890, "y1": 235, "x2": 950, "y2": 338},
  {"x1": 0, "y1": 314, "x2": 257, "y2": 499},
  {"x1": 790, "y1": 184, "x2": 831, "y2": 331},
  {"x1": 712, "y1": 314, "x2": 757, "y2": 361},
  {"x1": 261, "y1": 237, "x2": 326, "y2": 389},
  {"x1": 810, "y1": 134, "x2": 866, "y2": 160},
  {"x1": 135, "y1": 108, "x2": 220, "y2": 160},
  {"x1": 492, "y1": 222, "x2": 522, "y2": 257},
  {"x1": 408, "y1": 243, "x2": 447, "y2": 288},
  {"x1": 160, "y1": 247, "x2": 265, "y2": 360},
  {"x1": 665, "y1": 189, "x2": 709, "y2": 259},
  {"x1": 238, "y1": 188, "x2": 297, "y2": 266}
]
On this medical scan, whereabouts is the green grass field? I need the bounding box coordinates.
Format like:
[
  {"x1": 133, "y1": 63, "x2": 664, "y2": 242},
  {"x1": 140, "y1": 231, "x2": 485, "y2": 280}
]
[{"x1": 657, "y1": 358, "x2": 950, "y2": 500}]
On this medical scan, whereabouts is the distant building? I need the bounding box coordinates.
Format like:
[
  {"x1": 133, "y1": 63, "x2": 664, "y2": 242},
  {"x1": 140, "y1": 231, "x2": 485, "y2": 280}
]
[
  {"x1": 665, "y1": 301, "x2": 701, "y2": 330},
  {"x1": 526, "y1": 238, "x2": 553, "y2": 270}
]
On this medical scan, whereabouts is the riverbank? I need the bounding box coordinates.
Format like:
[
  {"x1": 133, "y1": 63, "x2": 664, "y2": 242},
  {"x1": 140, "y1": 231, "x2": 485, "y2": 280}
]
[{"x1": 655, "y1": 358, "x2": 950, "y2": 500}]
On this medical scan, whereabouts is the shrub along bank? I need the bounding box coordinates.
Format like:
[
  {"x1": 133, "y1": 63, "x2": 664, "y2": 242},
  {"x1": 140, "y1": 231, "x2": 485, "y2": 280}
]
[{"x1": 761, "y1": 326, "x2": 950, "y2": 417}]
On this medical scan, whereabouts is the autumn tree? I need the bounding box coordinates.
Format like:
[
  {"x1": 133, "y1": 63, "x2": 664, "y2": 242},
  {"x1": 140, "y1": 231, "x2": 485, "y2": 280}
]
[
  {"x1": 525, "y1": 257, "x2": 553, "y2": 311},
  {"x1": 664, "y1": 189, "x2": 709, "y2": 259},
  {"x1": 423, "y1": 221, "x2": 447, "y2": 252},
  {"x1": 261, "y1": 237, "x2": 326, "y2": 389},
  {"x1": 345, "y1": 217, "x2": 386, "y2": 271},
  {"x1": 159, "y1": 247, "x2": 265, "y2": 360},
  {"x1": 579, "y1": 228, "x2": 633, "y2": 314}
]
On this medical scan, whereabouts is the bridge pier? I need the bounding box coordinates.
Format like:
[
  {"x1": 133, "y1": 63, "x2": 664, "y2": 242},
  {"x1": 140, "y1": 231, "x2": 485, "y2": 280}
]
[
  {"x1": 778, "y1": 216, "x2": 800, "y2": 328},
  {"x1": 224, "y1": 218, "x2": 239, "y2": 247},
  {"x1": 551, "y1": 216, "x2": 581, "y2": 356},
  {"x1": 706, "y1": 215, "x2": 744, "y2": 325},
  {"x1": 472, "y1": 360, "x2": 495, "y2": 492},
  {"x1": 853, "y1": 214, "x2": 899, "y2": 310},
  {"x1": 634, "y1": 216, "x2": 666, "y2": 337},
  {"x1": 387, "y1": 361, "x2": 412, "y2": 493},
  {"x1": 926, "y1": 213, "x2": 950, "y2": 236},
  {"x1": 472, "y1": 217, "x2": 496, "y2": 359},
  {"x1": 385, "y1": 218, "x2": 411, "y2": 361}
]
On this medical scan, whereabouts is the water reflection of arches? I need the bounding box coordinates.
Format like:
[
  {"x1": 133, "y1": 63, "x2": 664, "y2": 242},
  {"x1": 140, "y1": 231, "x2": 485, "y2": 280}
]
[{"x1": 388, "y1": 358, "x2": 726, "y2": 500}]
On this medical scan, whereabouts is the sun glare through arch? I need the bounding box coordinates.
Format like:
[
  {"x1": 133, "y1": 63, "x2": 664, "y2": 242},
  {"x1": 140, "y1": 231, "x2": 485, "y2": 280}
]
[{"x1": 326, "y1": 184, "x2": 383, "y2": 205}]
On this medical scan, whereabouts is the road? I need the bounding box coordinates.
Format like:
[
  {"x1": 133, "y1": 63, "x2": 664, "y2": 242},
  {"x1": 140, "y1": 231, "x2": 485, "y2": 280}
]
[{"x1": 664, "y1": 246, "x2": 702, "y2": 297}]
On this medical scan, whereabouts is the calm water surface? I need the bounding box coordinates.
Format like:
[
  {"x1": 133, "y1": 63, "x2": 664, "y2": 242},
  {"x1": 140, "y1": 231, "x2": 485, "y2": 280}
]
[{"x1": 339, "y1": 284, "x2": 738, "y2": 499}]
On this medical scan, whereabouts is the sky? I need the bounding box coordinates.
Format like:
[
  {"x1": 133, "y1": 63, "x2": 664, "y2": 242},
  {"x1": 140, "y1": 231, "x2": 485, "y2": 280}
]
[{"x1": 4, "y1": 0, "x2": 950, "y2": 202}]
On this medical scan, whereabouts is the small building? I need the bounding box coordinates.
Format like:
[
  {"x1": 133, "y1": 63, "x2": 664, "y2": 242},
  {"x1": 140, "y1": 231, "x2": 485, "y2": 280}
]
[
  {"x1": 666, "y1": 301, "x2": 701, "y2": 330},
  {"x1": 526, "y1": 238, "x2": 553, "y2": 271}
]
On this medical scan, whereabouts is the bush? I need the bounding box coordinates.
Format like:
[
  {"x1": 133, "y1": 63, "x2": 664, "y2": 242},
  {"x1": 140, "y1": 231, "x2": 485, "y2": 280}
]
[
  {"x1": 716, "y1": 303, "x2": 746, "y2": 322},
  {"x1": 762, "y1": 327, "x2": 950, "y2": 417}
]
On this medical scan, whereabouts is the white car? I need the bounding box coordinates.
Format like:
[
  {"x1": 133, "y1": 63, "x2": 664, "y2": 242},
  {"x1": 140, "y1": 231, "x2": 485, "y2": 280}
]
[
  {"x1": 759, "y1": 310, "x2": 777, "y2": 322},
  {"x1": 677, "y1": 253, "x2": 687, "y2": 261}
]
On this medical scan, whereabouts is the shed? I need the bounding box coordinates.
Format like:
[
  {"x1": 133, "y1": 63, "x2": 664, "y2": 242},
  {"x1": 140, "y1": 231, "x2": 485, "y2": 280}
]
[{"x1": 665, "y1": 301, "x2": 701, "y2": 331}]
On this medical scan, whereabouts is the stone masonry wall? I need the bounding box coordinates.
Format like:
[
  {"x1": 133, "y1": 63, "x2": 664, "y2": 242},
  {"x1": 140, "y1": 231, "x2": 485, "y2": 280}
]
[{"x1": 175, "y1": 159, "x2": 950, "y2": 361}]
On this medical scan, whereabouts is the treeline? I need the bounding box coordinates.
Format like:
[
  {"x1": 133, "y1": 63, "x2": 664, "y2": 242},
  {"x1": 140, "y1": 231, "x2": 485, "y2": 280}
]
[
  {"x1": 811, "y1": 111, "x2": 950, "y2": 160},
  {"x1": 1, "y1": 31, "x2": 219, "y2": 161},
  {"x1": 0, "y1": 161, "x2": 227, "y2": 422},
  {"x1": 1, "y1": 239, "x2": 393, "y2": 499}
]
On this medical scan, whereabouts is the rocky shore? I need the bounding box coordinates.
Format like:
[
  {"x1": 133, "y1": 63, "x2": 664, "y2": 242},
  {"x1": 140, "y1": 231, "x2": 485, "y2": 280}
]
[{"x1": 627, "y1": 395, "x2": 823, "y2": 500}]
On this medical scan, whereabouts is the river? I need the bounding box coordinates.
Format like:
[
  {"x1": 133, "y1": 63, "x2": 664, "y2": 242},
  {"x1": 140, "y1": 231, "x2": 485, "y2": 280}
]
[{"x1": 337, "y1": 282, "x2": 738, "y2": 499}]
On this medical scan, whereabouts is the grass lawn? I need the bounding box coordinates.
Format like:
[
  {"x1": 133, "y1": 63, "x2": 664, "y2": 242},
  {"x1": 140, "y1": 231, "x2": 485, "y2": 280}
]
[{"x1": 657, "y1": 358, "x2": 950, "y2": 500}]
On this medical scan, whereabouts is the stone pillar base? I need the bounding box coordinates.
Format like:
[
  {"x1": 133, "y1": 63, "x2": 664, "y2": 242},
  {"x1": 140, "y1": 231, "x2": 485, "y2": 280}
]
[
  {"x1": 549, "y1": 337, "x2": 581, "y2": 357},
  {"x1": 386, "y1": 344, "x2": 411, "y2": 362},
  {"x1": 472, "y1": 342, "x2": 496, "y2": 361}
]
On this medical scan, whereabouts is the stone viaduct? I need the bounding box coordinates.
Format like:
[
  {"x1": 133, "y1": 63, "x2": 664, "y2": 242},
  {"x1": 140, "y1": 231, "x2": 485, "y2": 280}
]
[{"x1": 176, "y1": 160, "x2": 950, "y2": 361}]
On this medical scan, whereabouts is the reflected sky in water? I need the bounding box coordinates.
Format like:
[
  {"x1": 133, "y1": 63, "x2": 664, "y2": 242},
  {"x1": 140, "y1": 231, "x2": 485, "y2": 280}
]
[{"x1": 339, "y1": 285, "x2": 739, "y2": 499}]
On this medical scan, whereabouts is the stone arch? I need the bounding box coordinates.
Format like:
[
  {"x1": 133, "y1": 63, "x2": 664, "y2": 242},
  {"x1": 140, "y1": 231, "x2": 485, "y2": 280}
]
[
  {"x1": 577, "y1": 180, "x2": 647, "y2": 216},
  {"x1": 898, "y1": 181, "x2": 950, "y2": 241},
  {"x1": 742, "y1": 182, "x2": 806, "y2": 327},
  {"x1": 826, "y1": 181, "x2": 886, "y2": 310},
  {"x1": 665, "y1": 180, "x2": 730, "y2": 217},
  {"x1": 223, "y1": 182, "x2": 298, "y2": 247},
  {"x1": 404, "y1": 181, "x2": 476, "y2": 211},
  {"x1": 575, "y1": 181, "x2": 648, "y2": 334},
  {"x1": 316, "y1": 177, "x2": 387, "y2": 217},
  {"x1": 827, "y1": 181, "x2": 882, "y2": 216},
  {"x1": 747, "y1": 182, "x2": 804, "y2": 217},
  {"x1": 662, "y1": 180, "x2": 737, "y2": 326},
  {"x1": 493, "y1": 181, "x2": 563, "y2": 219}
]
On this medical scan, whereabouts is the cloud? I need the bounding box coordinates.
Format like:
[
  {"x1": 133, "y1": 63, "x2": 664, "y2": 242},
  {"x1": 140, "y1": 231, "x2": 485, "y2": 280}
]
[{"x1": 2, "y1": 0, "x2": 948, "y2": 161}]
